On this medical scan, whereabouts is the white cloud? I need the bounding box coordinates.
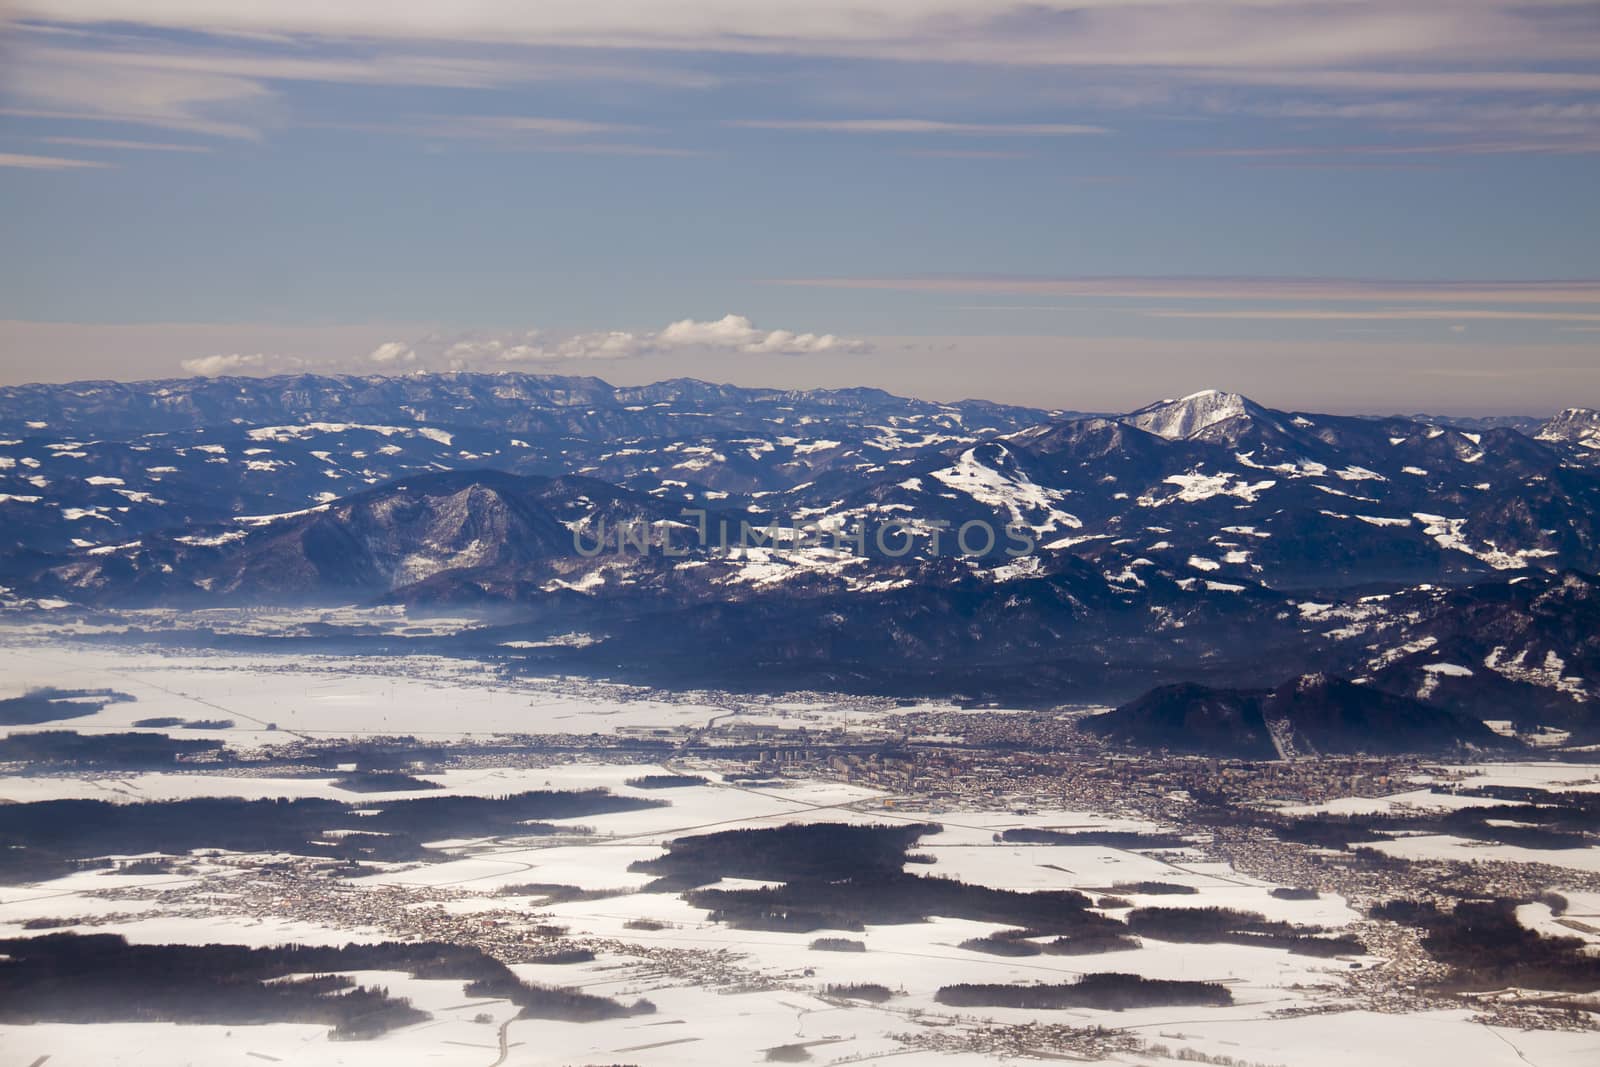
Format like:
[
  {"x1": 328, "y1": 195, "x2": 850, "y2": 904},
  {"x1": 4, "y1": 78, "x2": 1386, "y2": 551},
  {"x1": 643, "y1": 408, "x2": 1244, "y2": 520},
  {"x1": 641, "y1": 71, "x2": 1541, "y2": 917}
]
[
  {"x1": 366, "y1": 341, "x2": 416, "y2": 364},
  {"x1": 426, "y1": 330, "x2": 644, "y2": 366},
  {"x1": 657, "y1": 314, "x2": 863, "y2": 354},
  {"x1": 179, "y1": 353, "x2": 270, "y2": 376},
  {"x1": 0, "y1": 151, "x2": 113, "y2": 169},
  {"x1": 374, "y1": 315, "x2": 867, "y2": 370},
  {"x1": 726, "y1": 119, "x2": 1106, "y2": 135},
  {"x1": 40, "y1": 136, "x2": 212, "y2": 153},
  {"x1": 179, "y1": 352, "x2": 322, "y2": 376}
]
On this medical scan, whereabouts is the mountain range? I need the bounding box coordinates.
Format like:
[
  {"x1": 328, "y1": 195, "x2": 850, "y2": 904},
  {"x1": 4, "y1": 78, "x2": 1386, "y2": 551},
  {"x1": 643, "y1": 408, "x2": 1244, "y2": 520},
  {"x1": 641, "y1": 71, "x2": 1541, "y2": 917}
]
[{"x1": 3, "y1": 373, "x2": 1598, "y2": 748}]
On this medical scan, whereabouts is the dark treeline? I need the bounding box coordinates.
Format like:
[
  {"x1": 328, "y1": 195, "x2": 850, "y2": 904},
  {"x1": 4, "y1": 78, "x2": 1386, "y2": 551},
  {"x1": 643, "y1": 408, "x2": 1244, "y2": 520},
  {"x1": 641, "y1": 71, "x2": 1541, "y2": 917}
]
[
  {"x1": 0, "y1": 935, "x2": 425, "y2": 1037},
  {"x1": 810, "y1": 938, "x2": 865, "y2": 952},
  {"x1": 1039, "y1": 931, "x2": 1143, "y2": 955},
  {"x1": 689, "y1": 873, "x2": 1117, "y2": 935},
  {"x1": 936, "y1": 973, "x2": 1232, "y2": 1011},
  {"x1": 966, "y1": 927, "x2": 1143, "y2": 956},
  {"x1": 331, "y1": 771, "x2": 441, "y2": 792},
  {"x1": 631, "y1": 822, "x2": 939, "y2": 889},
  {"x1": 464, "y1": 972, "x2": 653, "y2": 1021},
  {"x1": 1373, "y1": 898, "x2": 1600, "y2": 992},
  {"x1": 822, "y1": 983, "x2": 893, "y2": 1002},
  {"x1": 0, "y1": 933, "x2": 650, "y2": 1033},
  {"x1": 493, "y1": 882, "x2": 630, "y2": 903},
  {"x1": 650, "y1": 824, "x2": 1122, "y2": 937},
  {"x1": 0, "y1": 789, "x2": 663, "y2": 885},
  {"x1": 1439, "y1": 783, "x2": 1566, "y2": 804},
  {"x1": 1270, "y1": 887, "x2": 1320, "y2": 901},
  {"x1": 992, "y1": 927, "x2": 1145, "y2": 959},
  {"x1": 625, "y1": 774, "x2": 710, "y2": 789},
  {"x1": 528, "y1": 947, "x2": 595, "y2": 965},
  {"x1": 959, "y1": 935, "x2": 1043, "y2": 957},
  {"x1": 1125, "y1": 907, "x2": 1364, "y2": 956},
  {"x1": 1109, "y1": 881, "x2": 1197, "y2": 895},
  {"x1": 1227, "y1": 797, "x2": 1600, "y2": 854},
  {"x1": 999, "y1": 828, "x2": 1193, "y2": 849},
  {"x1": 656, "y1": 823, "x2": 1349, "y2": 956},
  {"x1": 0, "y1": 687, "x2": 132, "y2": 726},
  {"x1": 0, "y1": 730, "x2": 223, "y2": 769}
]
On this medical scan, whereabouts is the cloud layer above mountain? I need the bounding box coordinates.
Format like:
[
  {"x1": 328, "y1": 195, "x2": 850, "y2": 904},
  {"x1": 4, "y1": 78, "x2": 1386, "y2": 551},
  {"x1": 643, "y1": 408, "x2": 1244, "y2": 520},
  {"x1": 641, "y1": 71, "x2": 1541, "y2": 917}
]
[{"x1": 174, "y1": 315, "x2": 867, "y2": 376}]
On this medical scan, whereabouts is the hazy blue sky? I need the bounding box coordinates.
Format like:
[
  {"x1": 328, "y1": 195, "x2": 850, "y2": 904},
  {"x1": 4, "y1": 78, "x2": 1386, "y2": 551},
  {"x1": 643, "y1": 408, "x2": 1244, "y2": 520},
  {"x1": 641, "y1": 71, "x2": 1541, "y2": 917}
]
[{"x1": 2, "y1": 2, "x2": 1597, "y2": 411}]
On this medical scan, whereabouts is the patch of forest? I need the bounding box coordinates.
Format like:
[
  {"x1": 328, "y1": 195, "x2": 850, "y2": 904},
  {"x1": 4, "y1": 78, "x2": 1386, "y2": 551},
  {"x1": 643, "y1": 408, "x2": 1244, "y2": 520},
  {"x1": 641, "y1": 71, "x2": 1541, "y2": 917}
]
[
  {"x1": 998, "y1": 828, "x2": 1194, "y2": 849},
  {"x1": 493, "y1": 882, "x2": 631, "y2": 903},
  {"x1": 0, "y1": 933, "x2": 649, "y2": 1036},
  {"x1": 959, "y1": 934, "x2": 1044, "y2": 957},
  {"x1": 1373, "y1": 897, "x2": 1600, "y2": 993},
  {"x1": 1108, "y1": 881, "x2": 1197, "y2": 895},
  {"x1": 0, "y1": 789, "x2": 663, "y2": 884},
  {"x1": 688, "y1": 873, "x2": 1117, "y2": 934},
  {"x1": 653, "y1": 822, "x2": 1109, "y2": 934},
  {"x1": 979, "y1": 928, "x2": 1142, "y2": 956},
  {"x1": 1125, "y1": 907, "x2": 1364, "y2": 956},
  {"x1": 0, "y1": 730, "x2": 223, "y2": 768},
  {"x1": 331, "y1": 771, "x2": 442, "y2": 792},
  {"x1": 0, "y1": 687, "x2": 133, "y2": 726},
  {"x1": 822, "y1": 983, "x2": 893, "y2": 1002},
  {"x1": 936, "y1": 973, "x2": 1232, "y2": 1010},
  {"x1": 1269, "y1": 887, "x2": 1320, "y2": 900},
  {"x1": 625, "y1": 774, "x2": 710, "y2": 789},
  {"x1": 1193, "y1": 790, "x2": 1600, "y2": 854},
  {"x1": 630, "y1": 822, "x2": 939, "y2": 889}
]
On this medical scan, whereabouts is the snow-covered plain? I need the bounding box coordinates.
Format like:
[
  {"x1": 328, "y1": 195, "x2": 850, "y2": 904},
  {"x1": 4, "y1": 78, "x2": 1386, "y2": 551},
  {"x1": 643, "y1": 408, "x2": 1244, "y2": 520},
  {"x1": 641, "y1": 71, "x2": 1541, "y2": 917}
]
[
  {"x1": 0, "y1": 640, "x2": 918, "y2": 744},
  {"x1": 2, "y1": 643, "x2": 1598, "y2": 1065}
]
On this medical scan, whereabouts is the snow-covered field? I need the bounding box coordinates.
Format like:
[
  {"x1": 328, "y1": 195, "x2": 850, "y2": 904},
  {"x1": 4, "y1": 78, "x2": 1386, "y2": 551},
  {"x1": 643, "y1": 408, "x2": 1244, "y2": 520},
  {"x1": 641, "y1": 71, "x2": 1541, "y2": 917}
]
[{"x1": 0, "y1": 639, "x2": 922, "y2": 744}]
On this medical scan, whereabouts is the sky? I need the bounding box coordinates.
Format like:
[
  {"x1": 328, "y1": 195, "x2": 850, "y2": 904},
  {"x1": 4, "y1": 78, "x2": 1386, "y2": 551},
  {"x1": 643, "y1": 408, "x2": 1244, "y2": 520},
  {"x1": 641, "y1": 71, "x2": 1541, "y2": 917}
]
[{"x1": 1, "y1": 1, "x2": 1598, "y2": 413}]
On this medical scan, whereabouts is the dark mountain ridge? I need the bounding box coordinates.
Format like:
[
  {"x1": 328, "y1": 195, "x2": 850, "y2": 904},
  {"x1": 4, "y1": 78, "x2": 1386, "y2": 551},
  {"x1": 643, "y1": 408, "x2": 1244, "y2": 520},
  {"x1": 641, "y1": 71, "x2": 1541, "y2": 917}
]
[{"x1": 1086, "y1": 674, "x2": 1516, "y2": 757}]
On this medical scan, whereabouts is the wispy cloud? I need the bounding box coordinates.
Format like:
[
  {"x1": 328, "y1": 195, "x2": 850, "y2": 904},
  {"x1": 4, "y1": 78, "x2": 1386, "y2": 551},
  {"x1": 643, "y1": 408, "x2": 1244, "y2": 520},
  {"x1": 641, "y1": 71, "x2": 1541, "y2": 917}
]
[
  {"x1": 444, "y1": 116, "x2": 642, "y2": 136},
  {"x1": 39, "y1": 136, "x2": 212, "y2": 153},
  {"x1": 9, "y1": 2, "x2": 1593, "y2": 70},
  {"x1": 303, "y1": 114, "x2": 699, "y2": 155},
  {"x1": 1144, "y1": 308, "x2": 1600, "y2": 322},
  {"x1": 770, "y1": 275, "x2": 1600, "y2": 306},
  {"x1": 7, "y1": 3, "x2": 1599, "y2": 162},
  {"x1": 727, "y1": 118, "x2": 1106, "y2": 136},
  {"x1": 1181, "y1": 140, "x2": 1600, "y2": 159},
  {"x1": 513, "y1": 142, "x2": 701, "y2": 157},
  {"x1": 899, "y1": 148, "x2": 1036, "y2": 160},
  {"x1": 363, "y1": 315, "x2": 869, "y2": 372},
  {"x1": 180, "y1": 353, "x2": 293, "y2": 376},
  {"x1": 0, "y1": 37, "x2": 717, "y2": 142},
  {"x1": 1, "y1": 49, "x2": 276, "y2": 139},
  {"x1": 0, "y1": 151, "x2": 114, "y2": 170}
]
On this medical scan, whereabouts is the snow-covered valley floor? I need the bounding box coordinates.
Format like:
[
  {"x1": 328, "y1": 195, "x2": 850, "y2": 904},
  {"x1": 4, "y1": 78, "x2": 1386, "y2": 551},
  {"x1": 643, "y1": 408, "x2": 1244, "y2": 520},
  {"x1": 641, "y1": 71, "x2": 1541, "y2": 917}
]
[{"x1": 1, "y1": 639, "x2": 1597, "y2": 1066}]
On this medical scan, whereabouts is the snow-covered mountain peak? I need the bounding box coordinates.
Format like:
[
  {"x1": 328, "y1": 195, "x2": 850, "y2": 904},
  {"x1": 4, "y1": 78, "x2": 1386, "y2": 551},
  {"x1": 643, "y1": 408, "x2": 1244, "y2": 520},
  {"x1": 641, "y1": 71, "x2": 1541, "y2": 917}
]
[
  {"x1": 1121, "y1": 389, "x2": 1264, "y2": 440},
  {"x1": 1537, "y1": 407, "x2": 1600, "y2": 443}
]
